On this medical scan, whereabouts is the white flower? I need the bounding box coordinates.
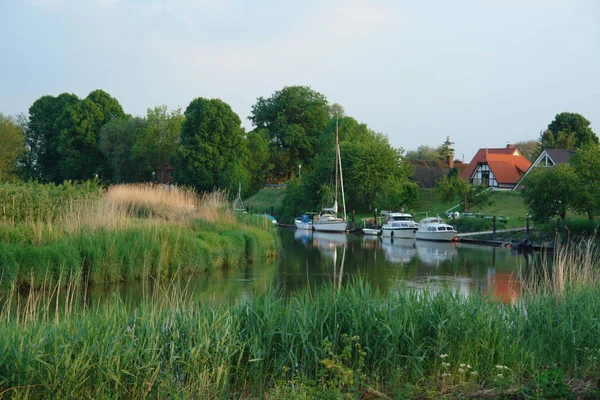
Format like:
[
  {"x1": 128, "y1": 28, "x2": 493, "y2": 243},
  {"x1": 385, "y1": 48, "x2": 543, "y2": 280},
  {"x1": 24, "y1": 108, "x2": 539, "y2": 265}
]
[
  {"x1": 467, "y1": 364, "x2": 472, "y2": 369},
  {"x1": 471, "y1": 371, "x2": 478, "y2": 376},
  {"x1": 497, "y1": 374, "x2": 503, "y2": 378},
  {"x1": 440, "y1": 354, "x2": 448, "y2": 359},
  {"x1": 442, "y1": 373, "x2": 451, "y2": 377},
  {"x1": 442, "y1": 362, "x2": 450, "y2": 368},
  {"x1": 460, "y1": 363, "x2": 466, "y2": 368},
  {"x1": 458, "y1": 368, "x2": 464, "y2": 373}
]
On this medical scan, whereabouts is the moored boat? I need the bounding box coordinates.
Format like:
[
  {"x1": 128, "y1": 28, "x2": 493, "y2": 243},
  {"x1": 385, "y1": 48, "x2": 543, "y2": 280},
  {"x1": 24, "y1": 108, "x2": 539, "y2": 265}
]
[
  {"x1": 415, "y1": 217, "x2": 457, "y2": 241},
  {"x1": 294, "y1": 213, "x2": 315, "y2": 230},
  {"x1": 380, "y1": 212, "x2": 419, "y2": 239}
]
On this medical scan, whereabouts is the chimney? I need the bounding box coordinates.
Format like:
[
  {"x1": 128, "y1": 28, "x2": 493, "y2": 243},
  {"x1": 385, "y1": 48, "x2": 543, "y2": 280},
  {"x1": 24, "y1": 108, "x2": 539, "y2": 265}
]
[
  {"x1": 506, "y1": 142, "x2": 515, "y2": 149},
  {"x1": 446, "y1": 153, "x2": 454, "y2": 169}
]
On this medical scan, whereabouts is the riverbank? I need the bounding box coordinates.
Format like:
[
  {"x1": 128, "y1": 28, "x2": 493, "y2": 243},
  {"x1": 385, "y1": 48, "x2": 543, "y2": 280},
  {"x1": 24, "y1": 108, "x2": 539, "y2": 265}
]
[
  {"x1": 0, "y1": 183, "x2": 279, "y2": 288},
  {"x1": 1, "y1": 274, "x2": 599, "y2": 398}
]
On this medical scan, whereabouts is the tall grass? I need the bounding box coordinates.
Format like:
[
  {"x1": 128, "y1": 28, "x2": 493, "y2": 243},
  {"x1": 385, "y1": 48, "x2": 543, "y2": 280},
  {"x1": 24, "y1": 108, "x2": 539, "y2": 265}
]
[
  {"x1": 1, "y1": 277, "x2": 599, "y2": 398},
  {"x1": 0, "y1": 183, "x2": 279, "y2": 289}
]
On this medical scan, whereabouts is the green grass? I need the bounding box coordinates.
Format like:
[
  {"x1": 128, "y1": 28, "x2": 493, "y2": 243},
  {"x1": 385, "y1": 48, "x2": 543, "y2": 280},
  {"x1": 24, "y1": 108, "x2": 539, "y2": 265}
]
[
  {"x1": 1, "y1": 277, "x2": 600, "y2": 398},
  {"x1": 244, "y1": 187, "x2": 288, "y2": 218}
]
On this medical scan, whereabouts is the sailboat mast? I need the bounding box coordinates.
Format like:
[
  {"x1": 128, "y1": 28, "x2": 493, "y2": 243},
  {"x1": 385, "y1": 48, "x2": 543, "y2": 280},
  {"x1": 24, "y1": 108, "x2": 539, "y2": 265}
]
[
  {"x1": 337, "y1": 123, "x2": 347, "y2": 221},
  {"x1": 335, "y1": 119, "x2": 339, "y2": 207}
]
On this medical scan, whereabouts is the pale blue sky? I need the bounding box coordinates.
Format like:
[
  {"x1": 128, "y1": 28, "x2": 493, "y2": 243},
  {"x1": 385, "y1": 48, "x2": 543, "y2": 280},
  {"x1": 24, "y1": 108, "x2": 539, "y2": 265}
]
[{"x1": 1, "y1": 0, "x2": 599, "y2": 160}]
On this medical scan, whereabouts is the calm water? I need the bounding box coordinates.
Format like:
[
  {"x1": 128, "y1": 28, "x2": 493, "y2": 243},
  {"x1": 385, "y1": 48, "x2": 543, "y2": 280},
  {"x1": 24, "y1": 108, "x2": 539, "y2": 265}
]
[{"x1": 77, "y1": 227, "x2": 528, "y2": 306}]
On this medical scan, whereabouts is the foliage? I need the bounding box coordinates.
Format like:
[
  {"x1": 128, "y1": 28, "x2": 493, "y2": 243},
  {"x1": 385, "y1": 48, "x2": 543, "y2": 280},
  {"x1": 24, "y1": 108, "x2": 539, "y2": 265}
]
[
  {"x1": 245, "y1": 129, "x2": 272, "y2": 194},
  {"x1": 453, "y1": 216, "x2": 505, "y2": 233},
  {"x1": 522, "y1": 369, "x2": 574, "y2": 399},
  {"x1": 2, "y1": 277, "x2": 600, "y2": 398},
  {"x1": 436, "y1": 174, "x2": 489, "y2": 212},
  {"x1": 569, "y1": 145, "x2": 600, "y2": 220},
  {"x1": 99, "y1": 116, "x2": 150, "y2": 183},
  {"x1": 134, "y1": 105, "x2": 184, "y2": 183},
  {"x1": 515, "y1": 139, "x2": 542, "y2": 162},
  {"x1": 0, "y1": 113, "x2": 26, "y2": 182},
  {"x1": 57, "y1": 90, "x2": 125, "y2": 181},
  {"x1": 540, "y1": 112, "x2": 598, "y2": 150},
  {"x1": 173, "y1": 97, "x2": 247, "y2": 193},
  {"x1": 27, "y1": 92, "x2": 80, "y2": 183},
  {"x1": 406, "y1": 144, "x2": 442, "y2": 161},
  {"x1": 521, "y1": 164, "x2": 579, "y2": 222},
  {"x1": 249, "y1": 86, "x2": 330, "y2": 180},
  {"x1": 439, "y1": 136, "x2": 454, "y2": 159}
]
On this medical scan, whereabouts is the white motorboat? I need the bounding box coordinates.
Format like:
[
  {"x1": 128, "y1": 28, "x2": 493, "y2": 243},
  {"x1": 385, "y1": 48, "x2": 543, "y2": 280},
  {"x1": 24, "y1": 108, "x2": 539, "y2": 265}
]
[
  {"x1": 415, "y1": 240, "x2": 457, "y2": 266},
  {"x1": 415, "y1": 217, "x2": 457, "y2": 241},
  {"x1": 380, "y1": 238, "x2": 417, "y2": 264},
  {"x1": 294, "y1": 213, "x2": 314, "y2": 230},
  {"x1": 314, "y1": 120, "x2": 347, "y2": 233},
  {"x1": 380, "y1": 212, "x2": 419, "y2": 239}
]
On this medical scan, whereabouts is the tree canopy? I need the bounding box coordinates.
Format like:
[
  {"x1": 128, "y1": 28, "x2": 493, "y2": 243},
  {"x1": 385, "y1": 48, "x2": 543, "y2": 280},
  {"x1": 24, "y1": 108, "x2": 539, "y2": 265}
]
[
  {"x1": 540, "y1": 112, "x2": 598, "y2": 150},
  {"x1": 0, "y1": 113, "x2": 26, "y2": 182},
  {"x1": 249, "y1": 86, "x2": 330, "y2": 180},
  {"x1": 172, "y1": 97, "x2": 246, "y2": 193}
]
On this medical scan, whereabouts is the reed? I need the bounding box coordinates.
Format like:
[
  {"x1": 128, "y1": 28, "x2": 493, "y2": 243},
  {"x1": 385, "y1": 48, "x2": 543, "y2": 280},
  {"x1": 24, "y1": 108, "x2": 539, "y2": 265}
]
[
  {"x1": 1, "y1": 277, "x2": 599, "y2": 398},
  {"x1": 0, "y1": 182, "x2": 279, "y2": 289}
]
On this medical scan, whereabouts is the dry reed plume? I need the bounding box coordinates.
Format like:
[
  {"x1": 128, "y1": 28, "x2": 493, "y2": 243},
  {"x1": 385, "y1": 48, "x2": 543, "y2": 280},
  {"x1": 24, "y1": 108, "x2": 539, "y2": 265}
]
[{"x1": 518, "y1": 236, "x2": 600, "y2": 296}]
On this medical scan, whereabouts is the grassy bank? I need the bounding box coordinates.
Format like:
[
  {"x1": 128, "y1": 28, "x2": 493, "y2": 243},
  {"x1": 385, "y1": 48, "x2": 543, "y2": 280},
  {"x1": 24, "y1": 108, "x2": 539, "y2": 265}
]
[
  {"x1": 1, "y1": 240, "x2": 600, "y2": 399},
  {"x1": 0, "y1": 183, "x2": 279, "y2": 288}
]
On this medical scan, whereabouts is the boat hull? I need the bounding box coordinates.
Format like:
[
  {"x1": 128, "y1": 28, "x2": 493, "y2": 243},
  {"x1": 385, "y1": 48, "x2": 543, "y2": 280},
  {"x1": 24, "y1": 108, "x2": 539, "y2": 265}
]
[
  {"x1": 362, "y1": 228, "x2": 381, "y2": 236},
  {"x1": 381, "y1": 227, "x2": 417, "y2": 239},
  {"x1": 415, "y1": 231, "x2": 457, "y2": 241},
  {"x1": 314, "y1": 220, "x2": 348, "y2": 232},
  {"x1": 294, "y1": 220, "x2": 313, "y2": 230}
]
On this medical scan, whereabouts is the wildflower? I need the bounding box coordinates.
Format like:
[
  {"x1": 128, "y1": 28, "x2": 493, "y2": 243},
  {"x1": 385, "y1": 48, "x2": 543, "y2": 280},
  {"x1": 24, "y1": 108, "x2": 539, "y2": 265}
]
[
  {"x1": 440, "y1": 354, "x2": 448, "y2": 359},
  {"x1": 467, "y1": 364, "x2": 472, "y2": 369},
  {"x1": 442, "y1": 362, "x2": 450, "y2": 368},
  {"x1": 471, "y1": 371, "x2": 478, "y2": 376},
  {"x1": 458, "y1": 368, "x2": 464, "y2": 373},
  {"x1": 460, "y1": 363, "x2": 466, "y2": 368},
  {"x1": 497, "y1": 374, "x2": 503, "y2": 378},
  {"x1": 441, "y1": 373, "x2": 451, "y2": 378}
]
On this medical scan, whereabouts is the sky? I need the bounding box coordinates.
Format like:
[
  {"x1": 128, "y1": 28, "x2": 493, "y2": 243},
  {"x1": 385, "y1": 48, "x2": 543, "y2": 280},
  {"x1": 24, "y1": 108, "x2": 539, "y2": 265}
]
[{"x1": 1, "y1": 0, "x2": 599, "y2": 161}]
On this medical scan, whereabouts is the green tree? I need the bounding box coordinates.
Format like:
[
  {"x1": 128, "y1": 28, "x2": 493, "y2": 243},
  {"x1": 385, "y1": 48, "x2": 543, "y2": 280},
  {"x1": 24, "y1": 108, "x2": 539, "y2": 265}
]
[
  {"x1": 540, "y1": 112, "x2": 598, "y2": 150},
  {"x1": 439, "y1": 136, "x2": 454, "y2": 159},
  {"x1": 57, "y1": 90, "x2": 125, "y2": 181},
  {"x1": 0, "y1": 113, "x2": 26, "y2": 182},
  {"x1": 134, "y1": 106, "x2": 184, "y2": 183},
  {"x1": 172, "y1": 97, "x2": 247, "y2": 193},
  {"x1": 569, "y1": 145, "x2": 600, "y2": 220},
  {"x1": 249, "y1": 86, "x2": 330, "y2": 180},
  {"x1": 521, "y1": 164, "x2": 579, "y2": 222},
  {"x1": 436, "y1": 173, "x2": 489, "y2": 212},
  {"x1": 406, "y1": 144, "x2": 442, "y2": 161},
  {"x1": 27, "y1": 93, "x2": 80, "y2": 182},
  {"x1": 245, "y1": 129, "x2": 272, "y2": 194},
  {"x1": 344, "y1": 132, "x2": 415, "y2": 211},
  {"x1": 99, "y1": 116, "x2": 149, "y2": 183},
  {"x1": 514, "y1": 139, "x2": 541, "y2": 162}
]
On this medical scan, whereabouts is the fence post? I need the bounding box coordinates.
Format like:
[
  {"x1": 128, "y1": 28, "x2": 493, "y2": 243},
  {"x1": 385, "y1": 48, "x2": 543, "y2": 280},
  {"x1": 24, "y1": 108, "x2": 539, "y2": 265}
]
[{"x1": 492, "y1": 216, "x2": 497, "y2": 240}]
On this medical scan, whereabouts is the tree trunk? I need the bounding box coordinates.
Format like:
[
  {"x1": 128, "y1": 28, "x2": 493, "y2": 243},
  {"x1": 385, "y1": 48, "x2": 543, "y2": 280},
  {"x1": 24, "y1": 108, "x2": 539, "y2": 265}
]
[{"x1": 587, "y1": 209, "x2": 594, "y2": 221}]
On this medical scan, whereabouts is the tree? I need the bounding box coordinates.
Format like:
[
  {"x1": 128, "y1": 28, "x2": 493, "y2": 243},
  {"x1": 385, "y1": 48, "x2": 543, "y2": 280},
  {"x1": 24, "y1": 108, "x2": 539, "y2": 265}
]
[
  {"x1": 245, "y1": 129, "x2": 272, "y2": 194},
  {"x1": 514, "y1": 140, "x2": 541, "y2": 162},
  {"x1": 344, "y1": 132, "x2": 416, "y2": 211},
  {"x1": 569, "y1": 145, "x2": 600, "y2": 220},
  {"x1": 436, "y1": 172, "x2": 490, "y2": 212},
  {"x1": 172, "y1": 97, "x2": 247, "y2": 193},
  {"x1": 99, "y1": 117, "x2": 149, "y2": 183},
  {"x1": 521, "y1": 164, "x2": 579, "y2": 223},
  {"x1": 27, "y1": 93, "x2": 80, "y2": 182},
  {"x1": 540, "y1": 112, "x2": 598, "y2": 150},
  {"x1": 0, "y1": 113, "x2": 26, "y2": 182},
  {"x1": 57, "y1": 90, "x2": 125, "y2": 181},
  {"x1": 405, "y1": 144, "x2": 442, "y2": 161},
  {"x1": 133, "y1": 106, "x2": 184, "y2": 183},
  {"x1": 439, "y1": 136, "x2": 454, "y2": 159},
  {"x1": 249, "y1": 86, "x2": 330, "y2": 180}
]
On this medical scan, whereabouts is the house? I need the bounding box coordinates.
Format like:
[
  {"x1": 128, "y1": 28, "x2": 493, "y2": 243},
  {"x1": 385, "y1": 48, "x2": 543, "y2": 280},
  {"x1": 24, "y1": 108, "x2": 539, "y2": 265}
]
[
  {"x1": 460, "y1": 144, "x2": 531, "y2": 190},
  {"x1": 513, "y1": 149, "x2": 574, "y2": 190}
]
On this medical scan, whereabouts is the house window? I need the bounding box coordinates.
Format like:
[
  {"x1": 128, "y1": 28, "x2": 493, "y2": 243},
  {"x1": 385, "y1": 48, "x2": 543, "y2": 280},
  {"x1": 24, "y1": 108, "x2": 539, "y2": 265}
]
[{"x1": 473, "y1": 163, "x2": 497, "y2": 188}]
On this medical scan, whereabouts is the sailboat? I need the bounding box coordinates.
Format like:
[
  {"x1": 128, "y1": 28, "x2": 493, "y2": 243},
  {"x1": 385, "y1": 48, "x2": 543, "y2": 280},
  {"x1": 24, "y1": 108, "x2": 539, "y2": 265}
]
[
  {"x1": 314, "y1": 120, "x2": 348, "y2": 233},
  {"x1": 232, "y1": 182, "x2": 247, "y2": 213}
]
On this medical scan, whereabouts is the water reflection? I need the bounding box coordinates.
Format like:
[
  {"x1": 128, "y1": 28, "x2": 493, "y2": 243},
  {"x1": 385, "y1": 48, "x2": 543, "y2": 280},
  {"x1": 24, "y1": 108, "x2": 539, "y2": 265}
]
[
  {"x1": 415, "y1": 240, "x2": 457, "y2": 267},
  {"x1": 380, "y1": 238, "x2": 416, "y2": 264}
]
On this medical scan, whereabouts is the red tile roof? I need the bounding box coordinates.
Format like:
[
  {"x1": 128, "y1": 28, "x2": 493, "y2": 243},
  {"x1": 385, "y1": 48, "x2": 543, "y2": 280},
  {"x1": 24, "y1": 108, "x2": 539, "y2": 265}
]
[{"x1": 461, "y1": 148, "x2": 531, "y2": 185}]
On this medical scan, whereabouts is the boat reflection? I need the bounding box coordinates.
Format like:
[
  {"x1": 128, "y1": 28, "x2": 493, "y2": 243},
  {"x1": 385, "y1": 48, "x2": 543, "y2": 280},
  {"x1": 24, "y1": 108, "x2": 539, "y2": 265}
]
[
  {"x1": 380, "y1": 238, "x2": 417, "y2": 264},
  {"x1": 415, "y1": 240, "x2": 457, "y2": 266},
  {"x1": 294, "y1": 228, "x2": 313, "y2": 246},
  {"x1": 312, "y1": 232, "x2": 347, "y2": 258}
]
